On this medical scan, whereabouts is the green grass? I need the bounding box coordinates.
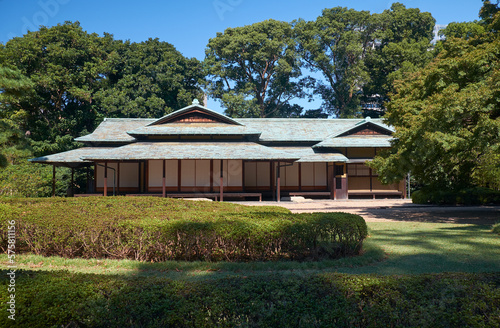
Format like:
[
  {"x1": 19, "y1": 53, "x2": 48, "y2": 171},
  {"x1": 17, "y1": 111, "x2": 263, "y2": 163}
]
[{"x1": 2, "y1": 221, "x2": 498, "y2": 278}]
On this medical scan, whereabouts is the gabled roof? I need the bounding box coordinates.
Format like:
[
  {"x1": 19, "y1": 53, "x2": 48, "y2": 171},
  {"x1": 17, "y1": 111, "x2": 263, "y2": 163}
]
[
  {"x1": 148, "y1": 100, "x2": 242, "y2": 126},
  {"x1": 325, "y1": 117, "x2": 394, "y2": 139},
  {"x1": 313, "y1": 136, "x2": 394, "y2": 148},
  {"x1": 82, "y1": 142, "x2": 299, "y2": 161},
  {"x1": 127, "y1": 123, "x2": 261, "y2": 137},
  {"x1": 29, "y1": 147, "x2": 114, "y2": 167},
  {"x1": 271, "y1": 147, "x2": 348, "y2": 162},
  {"x1": 75, "y1": 118, "x2": 153, "y2": 143}
]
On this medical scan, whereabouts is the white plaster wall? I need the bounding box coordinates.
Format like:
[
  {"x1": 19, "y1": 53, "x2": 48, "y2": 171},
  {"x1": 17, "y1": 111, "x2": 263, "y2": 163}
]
[
  {"x1": 195, "y1": 160, "x2": 211, "y2": 187},
  {"x1": 119, "y1": 163, "x2": 139, "y2": 187},
  {"x1": 256, "y1": 162, "x2": 270, "y2": 186},
  {"x1": 314, "y1": 163, "x2": 327, "y2": 186},
  {"x1": 96, "y1": 163, "x2": 117, "y2": 188},
  {"x1": 244, "y1": 162, "x2": 257, "y2": 187},
  {"x1": 301, "y1": 162, "x2": 314, "y2": 186}
]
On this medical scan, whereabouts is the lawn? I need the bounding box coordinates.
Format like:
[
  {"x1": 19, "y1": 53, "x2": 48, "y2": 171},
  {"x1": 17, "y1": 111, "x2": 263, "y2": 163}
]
[
  {"x1": 1, "y1": 198, "x2": 499, "y2": 327},
  {"x1": 2, "y1": 221, "x2": 498, "y2": 278}
]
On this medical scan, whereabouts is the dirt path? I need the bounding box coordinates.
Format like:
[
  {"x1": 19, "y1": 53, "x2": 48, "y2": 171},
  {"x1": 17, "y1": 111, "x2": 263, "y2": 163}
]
[{"x1": 235, "y1": 199, "x2": 500, "y2": 225}]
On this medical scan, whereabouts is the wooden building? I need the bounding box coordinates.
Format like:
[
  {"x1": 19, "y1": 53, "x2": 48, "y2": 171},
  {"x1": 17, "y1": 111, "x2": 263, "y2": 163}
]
[{"x1": 30, "y1": 100, "x2": 405, "y2": 201}]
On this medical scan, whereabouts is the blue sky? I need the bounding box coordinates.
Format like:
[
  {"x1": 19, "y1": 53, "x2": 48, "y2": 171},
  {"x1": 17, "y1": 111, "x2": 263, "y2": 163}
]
[{"x1": 0, "y1": 0, "x2": 485, "y2": 113}]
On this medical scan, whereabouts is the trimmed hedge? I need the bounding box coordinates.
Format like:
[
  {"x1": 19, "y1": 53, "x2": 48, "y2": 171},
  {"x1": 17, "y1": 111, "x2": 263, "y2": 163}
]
[
  {"x1": 0, "y1": 270, "x2": 498, "y2": 327},
  {"x1": 412, "y1": 187, "x2": 500, "y2": 205},
  {"x1": 0, "y1": 197, "x2": 367, "y2": 261}
]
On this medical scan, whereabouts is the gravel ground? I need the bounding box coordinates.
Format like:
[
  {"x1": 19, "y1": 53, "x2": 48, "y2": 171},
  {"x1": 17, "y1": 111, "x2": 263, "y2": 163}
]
[{"x1": 232, "y1": 199, "x2": 500, "y2": 225}]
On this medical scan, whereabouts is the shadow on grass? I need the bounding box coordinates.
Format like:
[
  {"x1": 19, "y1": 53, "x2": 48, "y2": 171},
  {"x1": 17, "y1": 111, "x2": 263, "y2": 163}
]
[{"x1": 358, "y1": 206, "x2": 500, "y2": 225}]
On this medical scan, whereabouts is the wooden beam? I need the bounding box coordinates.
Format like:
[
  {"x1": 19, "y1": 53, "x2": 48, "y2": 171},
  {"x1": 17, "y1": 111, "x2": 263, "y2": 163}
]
[
  {"x1": 277, "y1": 162, "x2": 281, "y2": 202},
  {"x1": 117, "y1": 162, "x2": 120, "y2": 195},
  {"x1": 210, "y1": 159, "x2": 213, "y2": 193},
  {"x1": 162, "y1": 159, "x2": 166, "y2": 198},
  {"x1": 331, "y1": 163, "x2": 335, "y2": 200},
  {"x1": 104, "y1": 162, "x2": 108, "y2": 197},
  {"x1": 177, "y1": 159, "x2": 181, "y2": 192},
  {"x1": 298, "y1": 163, "x2": 302, "y2": 192},
  {"x1": 220, "y1": 160, "x2": 224, "y2": 201},
  {"x1": 52, "y1": 165, "x2": 56, "y2": 197}
]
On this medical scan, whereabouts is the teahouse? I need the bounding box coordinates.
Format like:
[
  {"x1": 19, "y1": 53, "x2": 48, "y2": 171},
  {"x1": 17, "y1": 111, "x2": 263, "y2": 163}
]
[{"x1": 30, "y1": 100, "x2": 405, "y2": 201}]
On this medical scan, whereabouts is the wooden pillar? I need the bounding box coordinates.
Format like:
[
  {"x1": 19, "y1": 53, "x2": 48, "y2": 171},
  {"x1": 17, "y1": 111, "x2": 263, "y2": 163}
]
[
  {"x1": 277, "y1": 162, "x2": 281, "y2": 202},
  {"x1": 298, "y1": 163, "x2": 302, "y2": 192},
  {"x1": 271, "y1": 161, "x2": 275, "y2": 201},
  {"x1": 177, "y1": 159, "x2": 181, "y2": 192},
  {"x1": 331, "y1": 163, "x2": 336, "y2": 200},
  {"x1": 162, "y1": 160, "x2": 166, "y2": 197},
  {"x1": 104, "y1": 162, "x2": 108, "y2": 197},
  {"x1": 219, "y1": 160, "x2": 224, "y2": 202},
  {"x1": 210, "y1": 160, "x2": 213, "y2": 192},
  {"x1": 117, "y1": 163, "x2": 120, "y2": 195},
  {"x1": 52, "y1": 165, "x2": 56, "y2": 197},
  {"x1": 71, "y1": 167, "x2": 74, "y2": 197}
]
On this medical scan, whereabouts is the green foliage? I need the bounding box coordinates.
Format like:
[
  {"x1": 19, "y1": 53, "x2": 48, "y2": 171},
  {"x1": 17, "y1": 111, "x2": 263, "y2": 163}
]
[
  {"x1": 296, "y1": 7, "x2": 373, "y2": 117},
  {"x1": 363, "y1": 3, "x2": 436, "y2": 108},
  {"x1": 205, "y1": 19, "x2": 308, "y2": 118},
  {"x1": 440, "y1": 21, "x2": 486, "y2": 40},
  {"x1": 411, "y1": 187, "x2": 500, "y2": 205},
  {"x1": 95, "y1": 38, "x2": 205, "y2": 118},
  {"x1": 296, "y1": 3, "x2": 435, "y2": 117},
  {"x1": 492, "y1": 222, "x2": 500, "y2": 234},
  {"x1": 370, "y1": 31, "x2": 500, "y2": 191},
  {"x1": 0, "y1": 164, "x2": 70, "y2": 197},
  {"x1": 0, "y1": 197, "x2": 367, "y2": 261},
  {"x1": 0, "y1": 270, "x2": 498, "y2": 327},
  {"x1": 0, "y1": 22, "x2": 205, "y2": 157}
]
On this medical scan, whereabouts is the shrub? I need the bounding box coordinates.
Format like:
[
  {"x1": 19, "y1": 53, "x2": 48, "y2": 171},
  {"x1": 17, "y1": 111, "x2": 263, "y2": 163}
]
[
  {"x1": 0, "y1": 197, "x2": 367, "y2": 262},
  {"x1": 492, "y1": 223, "x2": 500, "y2": 235},
  {"x1": 412, "y1": 187, "x2": 500, "y2": 205},
  {"x1": 0, "y1": 270, "x2": 498, "y2": 328}
]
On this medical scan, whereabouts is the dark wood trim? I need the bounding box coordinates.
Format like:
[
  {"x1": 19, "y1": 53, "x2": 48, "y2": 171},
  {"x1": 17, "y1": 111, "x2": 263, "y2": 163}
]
[
  {"x1": 94, "y1": 163, "x2": 97, "y2": 193},
  {"x1": 104, "y1": 161, "x2": 108, "y2": 197},
  {"x1": 162, "y1": 160, "x2": 166, "y2": 197},
  {"x1": 145, "y1": 160, "x2": 149, "y2": 193},
  {"x1": 220, "y1": 160, "x2": 224, "y2": 201},
  {"x1": 298, "y1": 163, "x2": 302, "y2": 191},
  {"x1": 369, "y1": 167, "x2": 373, "y2": 192},
  {"x1": 332, "y1": 163, "x2": 336, "y2": 200},
  {"x1": 210, "y1": 160, "x2": 213, "y2": 192},
  {"x1": 241, "y1": 160, "x2": 245, "y2": 192},
  {"x1": 177, "y1": 159, "x2": 181, "y2": 192},
  {"x1": 277, "y1": 161, "x2": 281, "y2": 202},
  {"x1": 271, "y1": 161, "x2": 275, "y2": 201},
  {"x1": 117, "y1": 162, "x2": 120, "y2": 195}
]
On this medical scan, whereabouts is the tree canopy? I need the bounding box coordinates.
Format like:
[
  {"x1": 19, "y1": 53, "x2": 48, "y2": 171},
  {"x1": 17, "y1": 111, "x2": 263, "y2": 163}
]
[
  {"x1": 205, "y1": 19, "x2": 308, "y2": 118},
  {"x1": 370, "y1": 6, "x2": 500, "y2": 191}
]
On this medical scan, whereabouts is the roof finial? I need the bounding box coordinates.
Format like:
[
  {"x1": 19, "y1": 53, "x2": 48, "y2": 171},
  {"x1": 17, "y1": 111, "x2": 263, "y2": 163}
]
[{"x1": 192, "y1": 99, "x2": 200, "y2": 105}]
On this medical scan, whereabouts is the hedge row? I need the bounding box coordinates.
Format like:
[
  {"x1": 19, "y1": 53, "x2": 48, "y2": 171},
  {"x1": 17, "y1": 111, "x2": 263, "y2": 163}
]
[
  {"x1": 412, "y1": 187, "x2": 500, "y2": 205},
  {"x1": 1, "y1": 270, "x2": 498, "y2": 327},
  {"x1": 0, "y1": 197, "x2": 367, "y2": 261}
]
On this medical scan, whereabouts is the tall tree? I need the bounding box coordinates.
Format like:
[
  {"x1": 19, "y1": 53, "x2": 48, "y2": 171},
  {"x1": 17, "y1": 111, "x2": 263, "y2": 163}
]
[
  {"x1": 95, "y1": 38, "x2": 205, "y2": 118},
  {"x1": 370, "y1": 27, "x2": 500, "y2": 190},
  {"x1": 363, "y1": 3, "x2": 435, "y2": 111},
  {"x1": 0, "y1": 22, "x2": 110, "y2": 155},
  {"x1": 296, "y1": 7, "x2": 373, "y2": 117},
  {"x1": 205, "y1": 19, "x2": 307, "y2": 118}
]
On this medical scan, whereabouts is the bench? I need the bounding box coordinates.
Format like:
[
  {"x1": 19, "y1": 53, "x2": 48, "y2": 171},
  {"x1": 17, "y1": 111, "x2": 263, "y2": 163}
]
[
  {"x1": 167, "y1": 192, "x2": 262, "y2": 202},
  {"x1": 348, "y1": 190, "x2": 403, "y2": 199},
  {"x1": 166, "y1": 193, "x2": 220, "y2": 201},
  {"x1": 288, "y1": 191, "x2": 331, "y2": 198}
]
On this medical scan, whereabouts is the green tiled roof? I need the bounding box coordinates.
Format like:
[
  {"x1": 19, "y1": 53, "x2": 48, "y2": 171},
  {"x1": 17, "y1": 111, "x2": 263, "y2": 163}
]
[
  {"x1": 82, "y1": 142, "x2": 299, "y2": 161},
  {"x1": 236, "y1": 118, "x2": 360, "y2": 142},
  {"x1": 128, "y1": 123, "x2": 261, "y2": 137},
  {"x1": 75, "y1": 118, "x2": 154, "y2": 143},
  {"x1": 29, "y1": 147, "x2": 114, "y2": 167},
  {"x1": 271, "y1": 147, "x2": 348, "y2": 162},
  {"x1": 313, "y1": 136, "x2": 394, "y2": 148}
]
